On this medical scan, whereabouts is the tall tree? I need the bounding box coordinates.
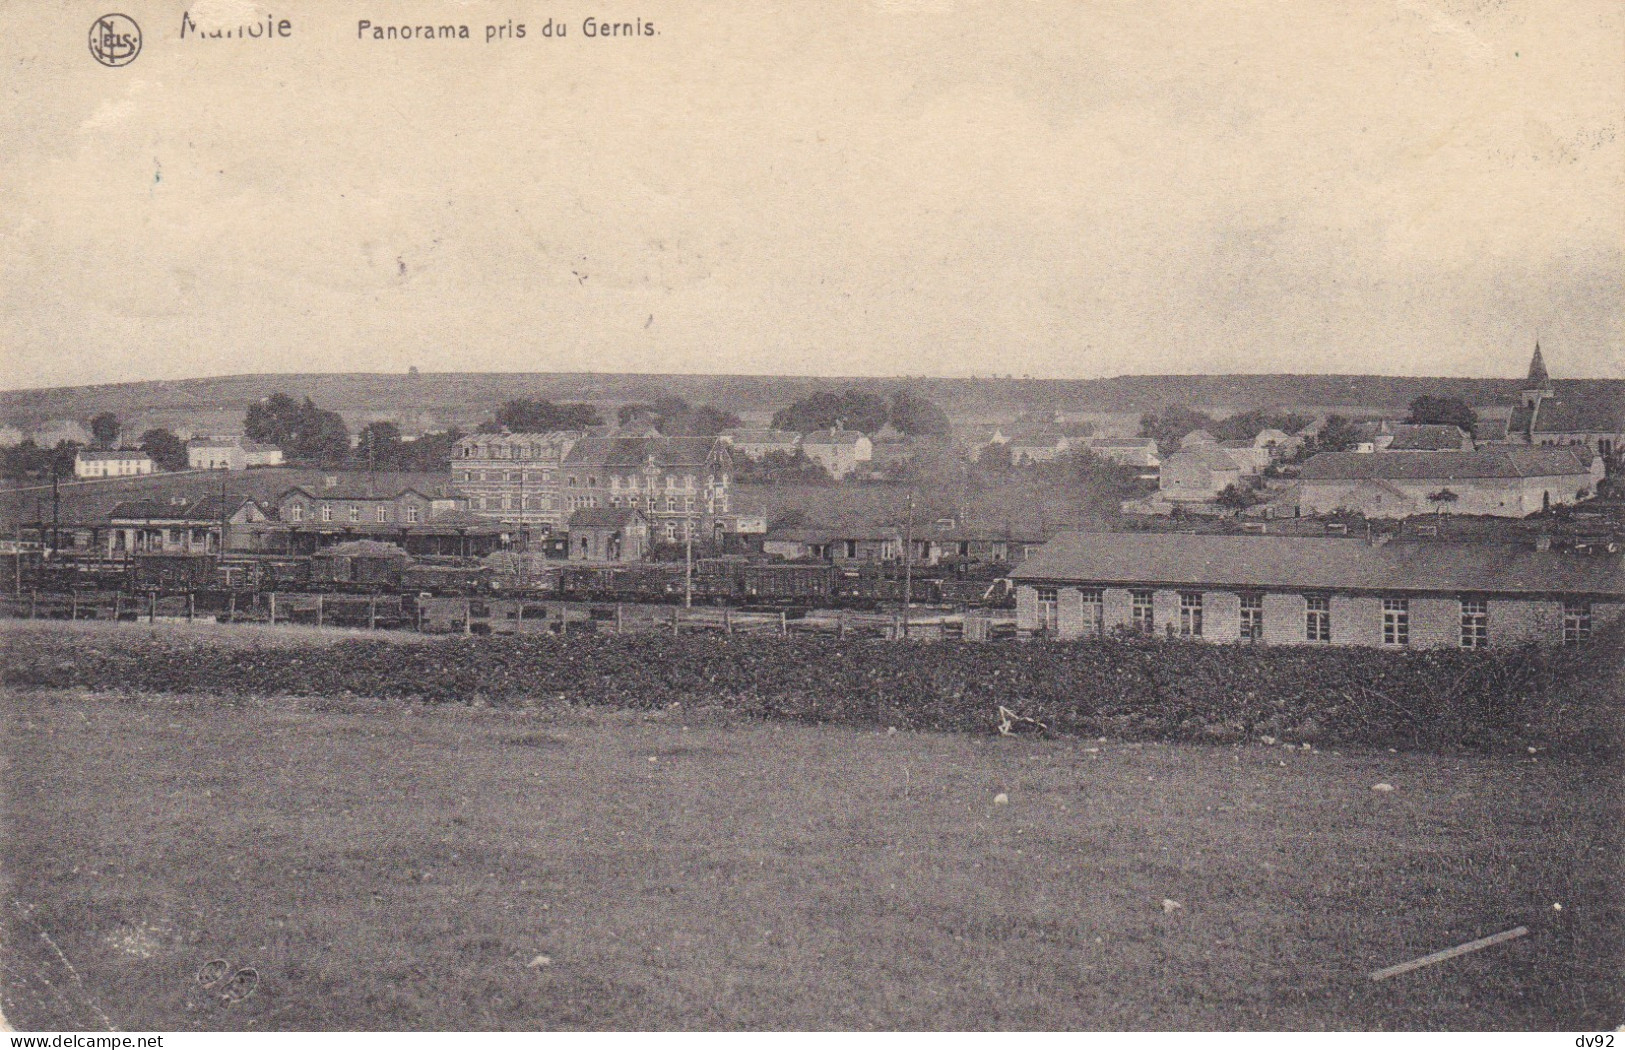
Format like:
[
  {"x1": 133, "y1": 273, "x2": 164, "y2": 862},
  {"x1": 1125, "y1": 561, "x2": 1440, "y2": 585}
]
[
  {"x1": 887, "y1": 390, "x2": 951, "y2": 437},
  {"x1": 1314, "y1": 415, "x2": 1360, "y2": 454},
  {"x1": 1139, "y1": 405, "x2": 1217, "y2": 454},
  {"x1": 139, "y1": 428, "x2": 188, "y2": 472},
  {"x1": 90, "y1": 412, "x2": 120, "y2": 448},
  {"x1": 771, "y1": 389, "x2": 890, "y2": 434},
  {"x1": 487, "y1": 399, "x2": 603, "y2": 433},
  {"x1": 1407, "y1": 396, "x2": 1477, "y2": 432}
]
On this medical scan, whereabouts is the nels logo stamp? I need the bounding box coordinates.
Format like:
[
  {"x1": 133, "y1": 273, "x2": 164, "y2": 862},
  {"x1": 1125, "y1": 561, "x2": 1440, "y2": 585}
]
[{"x1": 89, "y1": 13, "x2": 142, "y2": 67}]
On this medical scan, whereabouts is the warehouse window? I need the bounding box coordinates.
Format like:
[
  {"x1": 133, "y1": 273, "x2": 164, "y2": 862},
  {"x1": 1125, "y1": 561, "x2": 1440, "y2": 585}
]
[
  {"x1": 348, "y1": 507, "x2": 360, "y2": 523},
  {"x1": 1035, "y1": 586, "x2": 1058, "y2": 631},
  {"x1": 1080, "y1": 588, "x2": 1104, "y2": 633},
  {"x1": 290, "y1": 504, "x2": 303, "y2": 523},
  {"x1": 1563, "y1": 602, "x2": 1592, "y2": 645},
  {"x1": 1131, "y1": 590, "x2": 1154, "y2": 634},
  {"x1": 1178, "y1": 592, "x2": 1203, "y2": 637},
  {"x1": 1240, "y1": 593, "x2": 1264, "y2": 642},
  {"x1": 377, "y1": 507, "x2": 389, "y2": 523},
  {"x1": 406, "y1": 506, "x2": 419, "y2": 524},
  {"x1": 1305, "y1": 595, "x2": 1330, "y2": 642},
  {"x1": 1382, "y1": 598, "x2": 1409, "y2": 646},
  {"x1": 1459, "y1": 598, "x2": 1488, "y2": 649},
  {"x1": 321, "y1": 504, "x2": 332, "y2": 523}
]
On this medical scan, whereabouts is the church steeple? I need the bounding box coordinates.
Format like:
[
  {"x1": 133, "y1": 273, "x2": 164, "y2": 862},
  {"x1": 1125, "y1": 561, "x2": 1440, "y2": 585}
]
[
  {"x1": 1526, "y1": 342, "x2": 1551, "y2": 388},
  {"x1": 1521, "y1": 341, "x2": 1554, "y2": 414}
]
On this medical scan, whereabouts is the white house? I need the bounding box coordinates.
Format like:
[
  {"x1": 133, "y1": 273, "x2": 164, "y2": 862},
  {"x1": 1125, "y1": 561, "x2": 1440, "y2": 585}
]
[
  {"x1": 74, "y1": 449, "x2": 155, "y2": 478},
  {"x1": 800, "y1": 429, "x2": 873, "y2": 480}
]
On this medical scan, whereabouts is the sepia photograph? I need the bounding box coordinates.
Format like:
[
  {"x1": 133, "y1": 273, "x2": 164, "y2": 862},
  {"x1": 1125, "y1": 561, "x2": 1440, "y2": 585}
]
[{"x1": 0, "y1": 0, "x2": 1621, "y2": 1037}]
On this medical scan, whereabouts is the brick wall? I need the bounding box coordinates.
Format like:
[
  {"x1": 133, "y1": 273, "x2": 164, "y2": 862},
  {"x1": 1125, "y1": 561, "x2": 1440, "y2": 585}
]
[{"x1": 1331, "y1": 595, "x2": 1384, "y2": 647}]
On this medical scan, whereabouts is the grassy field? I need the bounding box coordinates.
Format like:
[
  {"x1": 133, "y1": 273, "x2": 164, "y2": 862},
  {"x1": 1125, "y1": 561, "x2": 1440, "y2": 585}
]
[{"x1": 1, "y1": 648, "x2": 1618, "y2": 1030}]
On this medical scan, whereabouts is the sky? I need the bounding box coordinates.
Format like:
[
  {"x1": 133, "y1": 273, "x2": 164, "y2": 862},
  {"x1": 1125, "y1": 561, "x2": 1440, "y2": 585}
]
[{"x1": 1, "y1": 0, "x2": 1621, "y2": 390}]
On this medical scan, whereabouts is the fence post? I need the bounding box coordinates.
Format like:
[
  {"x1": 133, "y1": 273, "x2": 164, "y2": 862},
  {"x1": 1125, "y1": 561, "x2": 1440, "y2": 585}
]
[
  {"x1": 227, "y1": 591, "x2": 236, "y2": 623},
  {"x1": 369, "y1": 596, "x2": 377, "y2": 631},
  {"x1": 672, "y1": 606, "x2": 680, "y2": 636},
  {"x1": 316, "y1": 595, "x2": 324, "y2": 629},
  {"x1": 268, "y1": 591, "x2": 277, "y2": 625},
  {"x1": 724, "y1": 607, "x2": 732, "y2": 635},
  {"x1": 148, "y1": 591, "x2": 156, "y2": 623},
  {"x1": 615, "y1": 603, "x2": 624, "y2": 634},
  {"x1": 187, "y1": 592, "x2": 195, "y2": 623},
  {"x1": 113, "y1": 592, "x2": 122, "y2": 622},
  {"x1": 70, "y1": 592, "x2": 78, "y2": 621},
  {"x1": 463, "y1": 597, "x2": 471, "y2": 635},
  {"x1": 29, "y1": 590, "x2": 36, "y2": 619},
  {"x1": 837, "y1": 611, "x2": 846, "y2": 640},
  {"x1": 415, "y1": 599, "x2": 423, "y2": 634},
  {"x1": 780, "y1": 610, "x2": 787, "y2": 636}
]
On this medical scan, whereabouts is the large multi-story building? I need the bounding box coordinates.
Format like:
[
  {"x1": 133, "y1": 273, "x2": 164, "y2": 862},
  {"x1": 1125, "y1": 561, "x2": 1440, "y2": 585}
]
[
  {"x1": 1011, "y1": 532, "x2": 1623, "y2": 648},
  {"x1": 451, "y1": 431, "x2": 581, "y2": 529},
  {"x1": 559, "y1": 436, "x2": 732, "y2": 543}
]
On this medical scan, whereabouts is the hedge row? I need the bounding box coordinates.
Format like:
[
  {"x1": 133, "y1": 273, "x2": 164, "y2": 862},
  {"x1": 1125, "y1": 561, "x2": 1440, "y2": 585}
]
[{"x1": 4, "y1": 623, "x2": 1620, "y2": 753}]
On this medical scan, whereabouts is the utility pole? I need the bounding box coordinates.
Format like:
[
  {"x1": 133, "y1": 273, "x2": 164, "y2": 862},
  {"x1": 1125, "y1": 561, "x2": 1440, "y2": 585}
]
[
  {"x1": 219, "y1": 465, "x2": 229, "y2": 557},
  {"x1": 902, "y1": 488, "x2": 914, "y2": 638},
  {"x1": 684, "y1": 499, "x2": 694, "y2": 608},
  {"x1": 49, "y1": 471, "x2": 60, "y2": 560}
]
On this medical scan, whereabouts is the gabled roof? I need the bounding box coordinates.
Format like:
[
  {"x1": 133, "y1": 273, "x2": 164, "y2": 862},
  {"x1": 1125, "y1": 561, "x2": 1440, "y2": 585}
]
[
  {"x1": 277, "y1": 484, "x2": 436, "y2": 502},
  {"x1": 561, "y1": 436, "x2": 722, "y2": 469},
  {"x1": 1299, "y1": 448, "x2": 1594, "y2": 481},
  {"x1": 1386, "y1": 424, "x2": 1470, "y2": 451},
  {"x1": 1509, "y1": 384, "x2": 1625, "y2": 436},
  {"x1": 1011, "y1": 532, "x2": 1625, "y2": 598},
  {"x1": 77, "y1": 449, "x2": 151, "y2": 462},
  {"x1": 106, "y1": 495, "x2": 260, "y2": 522},
  {"x1": 567, "y1": 507, "x2": 647, "y2": 529}
]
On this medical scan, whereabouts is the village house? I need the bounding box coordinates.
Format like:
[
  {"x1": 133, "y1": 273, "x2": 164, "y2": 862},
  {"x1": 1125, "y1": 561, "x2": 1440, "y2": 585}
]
[
  {"x1": 1214, "y1": 440, "x2": 1272, "y2": 474},
  {"x1": 718, "y1": 429, "x2": 801, "y2": 461},
  {"x1": 1386, "y1": 425, "x2": 1474, "y2": 452},
  {"x1": 452, "y1": 431, "x2": 581, "y2": 529},
  {"x1": 800, "y1": 429, "x2": 873, "y2": 480},
  {"x1": 186, "y1": 436, "x2": 285, "y2": 471},
  {"x1": 1250, "y1": 429, "x2": 1302, "y2": 459},
  {"x1": 1011, "y1": 532, "x2": 1624, "y2": 648},
  {"x1": 1178, "y1": 429, "x2": 1217, "y2": 450},
  {"x1": 1507, "y1": 345, "x2": 1625, "y2": 461},
  {"x1": 1296, "y1": 447, "x2": 1601, "y2": 518},
  {"x1": 1079, "y1": 437, "x2": 1160, "y2": 470},
  {"x1": 960, "y1": 424, "x2": 1011, "y2": 462},
  {"x1": 559, "y1": 436, "x2": 732, "y2": 543},
  {"x1": 1008, "y1": 433, "x2": 1071, "y2": 466},
  {"x1": 565, "y1": 507, "x2": 650, "y2": 563},
  {"x1": 1158, "y1": 448, "x2": 1244, "y2": 502},
  {"x1": 74, "y1": 449, "x2": 155, "y2": 479}
]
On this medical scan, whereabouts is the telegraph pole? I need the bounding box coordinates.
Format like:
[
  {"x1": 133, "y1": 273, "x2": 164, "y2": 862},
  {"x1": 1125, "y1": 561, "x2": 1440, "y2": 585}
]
[
  {"x1": 684, "y1": 502, "x2": 694, "y2": 608},
  {"x1": 901, "y1": 488, "x2": 914, "y2": 638},
  {"x1": 49, "y1": 471, "x2": 60, "y2": 559}
]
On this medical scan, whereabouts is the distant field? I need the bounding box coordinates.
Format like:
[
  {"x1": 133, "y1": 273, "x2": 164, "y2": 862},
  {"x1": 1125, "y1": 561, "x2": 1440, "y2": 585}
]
[{"x1": 1, "y1": 667, "x2": 1617, "y2": 1028}]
